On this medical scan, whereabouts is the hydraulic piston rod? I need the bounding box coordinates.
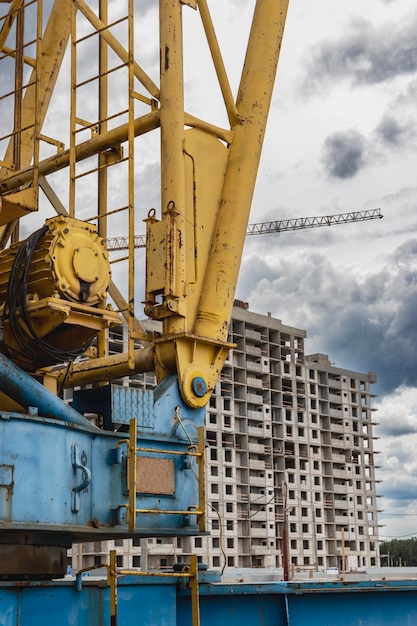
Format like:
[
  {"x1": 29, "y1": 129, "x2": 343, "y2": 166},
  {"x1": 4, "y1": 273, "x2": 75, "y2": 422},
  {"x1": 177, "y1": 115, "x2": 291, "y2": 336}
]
[{"x1": 0, "y1": 352, "x2": 99, "y2": 432}]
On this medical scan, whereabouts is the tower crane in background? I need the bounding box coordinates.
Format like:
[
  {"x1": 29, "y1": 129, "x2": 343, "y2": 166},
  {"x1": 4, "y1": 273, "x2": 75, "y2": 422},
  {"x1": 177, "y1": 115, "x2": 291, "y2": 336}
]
[
  {"x1": 105, "y1": 208, "x2": 383, "y2": 251},
  {"x1": 245, "y1": 208, "x2": 383, "y2": 235}
]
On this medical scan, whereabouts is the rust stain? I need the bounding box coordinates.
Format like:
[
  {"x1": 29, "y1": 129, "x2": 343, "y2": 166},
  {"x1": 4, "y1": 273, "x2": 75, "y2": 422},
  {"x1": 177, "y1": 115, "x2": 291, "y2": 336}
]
[
  {"x1": 88, "y1": 518, "x2": 100, "y2": 528},
  {"x1": 0, "y1": 463, "x2": 14, "y2": 499}
]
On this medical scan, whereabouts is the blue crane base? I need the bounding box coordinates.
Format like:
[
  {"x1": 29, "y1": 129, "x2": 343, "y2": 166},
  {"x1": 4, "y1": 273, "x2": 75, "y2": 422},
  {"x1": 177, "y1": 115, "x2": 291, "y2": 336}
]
[
  {"x1": 0, "y1": 575, "x2": 416, "y2": 626},
  {"x1": 0, "y1": 375, "x2": 205, "y2": 579}
]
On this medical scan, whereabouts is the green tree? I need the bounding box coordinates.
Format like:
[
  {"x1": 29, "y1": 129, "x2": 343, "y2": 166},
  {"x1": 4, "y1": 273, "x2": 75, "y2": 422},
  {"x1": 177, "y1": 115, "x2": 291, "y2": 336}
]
[{"x1": 380, "y1": 538, "x2": 417, "y2": 566}]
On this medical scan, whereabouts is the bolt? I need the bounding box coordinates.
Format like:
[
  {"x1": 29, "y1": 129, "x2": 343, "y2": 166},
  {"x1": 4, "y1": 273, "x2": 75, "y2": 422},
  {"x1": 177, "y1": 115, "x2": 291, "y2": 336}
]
[{"x1": 191, "y1": 376, "x2": 207, "y2": 398}]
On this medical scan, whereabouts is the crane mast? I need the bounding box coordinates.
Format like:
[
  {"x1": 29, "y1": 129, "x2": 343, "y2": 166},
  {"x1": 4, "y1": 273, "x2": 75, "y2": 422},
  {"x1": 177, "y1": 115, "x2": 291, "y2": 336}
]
[{"x1": 0, "y1": 0, "x2": 291, "y2": 580}]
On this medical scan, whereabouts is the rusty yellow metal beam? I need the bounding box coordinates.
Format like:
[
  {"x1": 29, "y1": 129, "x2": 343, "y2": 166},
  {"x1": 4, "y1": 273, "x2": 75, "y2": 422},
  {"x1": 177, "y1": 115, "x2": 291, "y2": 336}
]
[
  {"x1": 0, "y1": 109, "x2": 231, "y2": 197},
  {"x1": 74, "y1": 0, "x2": 160, "y2": 100},
  {"x1": 109, "y1": 550, "x2": 118, "y2": 624},
  {"x1": 0, "y1": 110, "x2": 161, "y2": 195},
  {"x1": 0, "y1": 0, "x2": 24, "y2": 50},
  {"x1": 184, "y1": 112, "x2": 233, "y2": 143},
  {"x1": 159, "y1": 0, "x2": 187, "y2": 309},
  {"x1": 127, "y1": 418, "x2": 137, "y2": 532},
  {"x1": 197, "y1": 0, "x2": 240, "y2": 126},
  {"x1": 56, "y1": 345, "x2": 155, "y2": 389},
  {"x1": 127, "y1": 0, "x2": 135, "y2": 369},
  {"x1": 1, "y1": 45, "x2": 36, "y2": 67},
  {"x1": 0, "y1": 0, "x2": 73, "y2": 234},
  {"x1": 194, "y1": 0, "x2": 290, "y2": 342},
  {"x1": 142, "y1": 0, "x2": 290, "y2": 409},
  {"x1": 96, "y1": 0, "x2": 109, "y2": 362},
  {"x1": 197, "y1": 427, "x2": 206, "y2": 531},
  {"x1": 189, "y1": 554, "x2": 201, "y2": 626}
]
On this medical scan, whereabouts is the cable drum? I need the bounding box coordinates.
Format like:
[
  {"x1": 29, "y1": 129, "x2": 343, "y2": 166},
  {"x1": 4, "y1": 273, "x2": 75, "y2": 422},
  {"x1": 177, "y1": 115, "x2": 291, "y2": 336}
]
[{"x1": 0, "y1": 216, "x2": 118, "y2": 370}]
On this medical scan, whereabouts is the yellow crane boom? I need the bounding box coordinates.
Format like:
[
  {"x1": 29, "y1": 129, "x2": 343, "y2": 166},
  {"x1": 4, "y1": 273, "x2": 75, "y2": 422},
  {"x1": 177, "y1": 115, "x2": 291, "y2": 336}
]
[{"x1": 0, "y1": 0, "x2": 291, "y2": 409}]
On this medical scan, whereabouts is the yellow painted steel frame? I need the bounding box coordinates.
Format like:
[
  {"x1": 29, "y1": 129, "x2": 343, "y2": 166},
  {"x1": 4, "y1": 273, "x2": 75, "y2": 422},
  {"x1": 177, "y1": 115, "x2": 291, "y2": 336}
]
[
  {"x1": 145, "y1": 0, "x2": 290, "y2": 408},
  {"x1": 117, "y1": 552, "x2": 201, "y2": 626},
  {"x1": 0, "y1": 0, "x2": 70, "y2": 233},
  {"x1": 76, "y1": 550, "x2": 118, "y2": 624},
  {"x1": 77, "y1": 549, "x2": 201, "y2": 626},
  {"x1": 0, "y1": 0, "x2": 290, "y2": 409},
  {"x1": 127, "y1": 417, "x2": 137, "y2": 532},
  {"x1": 122, "y1": 419, "x2": 205, "y2": 533}
]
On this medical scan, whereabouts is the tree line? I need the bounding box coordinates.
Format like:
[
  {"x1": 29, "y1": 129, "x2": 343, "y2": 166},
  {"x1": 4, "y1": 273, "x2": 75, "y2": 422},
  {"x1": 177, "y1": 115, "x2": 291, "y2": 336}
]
[{"x1": 380, "y1": 538, "x2": 417, "y2": 566}]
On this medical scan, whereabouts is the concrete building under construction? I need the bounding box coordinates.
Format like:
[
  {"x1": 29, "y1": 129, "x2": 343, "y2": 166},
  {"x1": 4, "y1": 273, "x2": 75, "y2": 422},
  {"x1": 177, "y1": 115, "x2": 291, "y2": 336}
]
[{"x1": 70, "y1": 303, "x2": 380, "y2": 574}]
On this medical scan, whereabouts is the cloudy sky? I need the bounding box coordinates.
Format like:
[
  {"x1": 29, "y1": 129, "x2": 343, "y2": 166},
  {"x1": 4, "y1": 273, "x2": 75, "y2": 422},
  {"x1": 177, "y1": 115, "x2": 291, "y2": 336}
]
[
  {"x1": 2, "y1": 0, "x2": 417, "y2": 541},
  {"x1": 234, "y1": 0, "x2": 417, "y2": 541}
]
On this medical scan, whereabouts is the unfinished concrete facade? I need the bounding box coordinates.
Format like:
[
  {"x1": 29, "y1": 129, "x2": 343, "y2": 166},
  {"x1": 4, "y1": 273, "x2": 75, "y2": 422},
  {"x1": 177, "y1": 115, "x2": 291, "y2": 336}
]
[{"x1": 70, "y1": 304, "x2": 380, "y2": 574}]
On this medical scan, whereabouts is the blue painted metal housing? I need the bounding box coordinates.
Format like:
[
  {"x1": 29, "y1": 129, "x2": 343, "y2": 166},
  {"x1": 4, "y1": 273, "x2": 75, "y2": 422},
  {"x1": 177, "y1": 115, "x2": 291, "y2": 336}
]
[
  {"x1": 0, "y1": 576, "x2": 416, "y2": 625},
  {"x1": 0, "y1": 376, "x2": 205, "y2": 540},
  {"x1": 73, "y1": 375, "x2": 205, "y2": 441}
]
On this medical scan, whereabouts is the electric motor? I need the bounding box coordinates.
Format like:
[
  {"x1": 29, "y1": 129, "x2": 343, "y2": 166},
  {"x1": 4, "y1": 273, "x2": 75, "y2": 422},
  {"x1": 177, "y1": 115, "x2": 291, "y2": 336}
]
[
  {"x1": 0, "y1": 215, "x2": 111, "y2": 305},
  {"x1": 0, "y1": 215, "x2": 119, "y2": 370}
]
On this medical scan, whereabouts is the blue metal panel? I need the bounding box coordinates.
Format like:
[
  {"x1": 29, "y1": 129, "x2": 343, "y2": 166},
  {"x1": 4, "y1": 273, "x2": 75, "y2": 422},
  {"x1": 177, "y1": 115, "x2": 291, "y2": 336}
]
[
  {"x1": 0, "y1": 412, "x2": 117, "y2": 529},
  {"x1": 73, "y1": 384, "x2": 156, "y2": 430},
  {"x1": 1, "y1": 578, "x2": 417, "y2": 626},
  {"x1": 181, "y1": 590, "x2": 285, "y2": 626},
  {"x1": 117, "y1": 577, "x2": 178, "y2": 626},
  {"x1": 19, "y1": 586, "x2": 102, "y2": 626},
  {"x1": 284, "y1": 582, "x2": 417, "y2": 626},
  {"x1": 150, "y1": 375, "x2": 206, "y2": 440},
  {"x1": 0, "y1": 587, "x2": 19, "y2": 626},
  {"x1": 73, "y1": 376, "x2": 206, "y2": 439},
  {"x1": 0, "y1": 376, "x2": 205, "y2": 539},
  {"x1": 0, "y1": 583, "x2": 106, "y2": 626},
  {"x1": 0, "y1": 411, "x2": 203, "y2": 535},
  {"x1": 111, "y1": 385, "x2": 155, "y2": 428}
]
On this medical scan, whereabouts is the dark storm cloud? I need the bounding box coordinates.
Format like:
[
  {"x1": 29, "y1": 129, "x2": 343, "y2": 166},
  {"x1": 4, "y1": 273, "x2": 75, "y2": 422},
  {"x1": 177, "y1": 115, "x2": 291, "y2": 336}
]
[
  {"x1": 234, "y1": 256, "x2": 279, "y2": 294},
  {"x1": 238, "y1": 237, "x2": 417, "y2": 397},
  {"x1": 381, "y1": 423, "x2": 417, "y2": 437},
  {"x1": 322, "y1": 130, "x2": 367, "y2": 179},
  {"x1": 309, "y1": 242, "x2": 417, "y2": 395},
  {"x1": 382, "y1": 483, "x2": 417, "y2": 501},
  {"x1": 375, "y1": 116, "x2": 404, "y2": 146},
  {"x1": 374, "y1": 115, "x2": 416, "y2": 149},
  {"x1": 304, "y1": 13, "x2": 417, "y2": 88},
  {"x1": 247, "y1": 227, "x2": 337, "y2": 254}
]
